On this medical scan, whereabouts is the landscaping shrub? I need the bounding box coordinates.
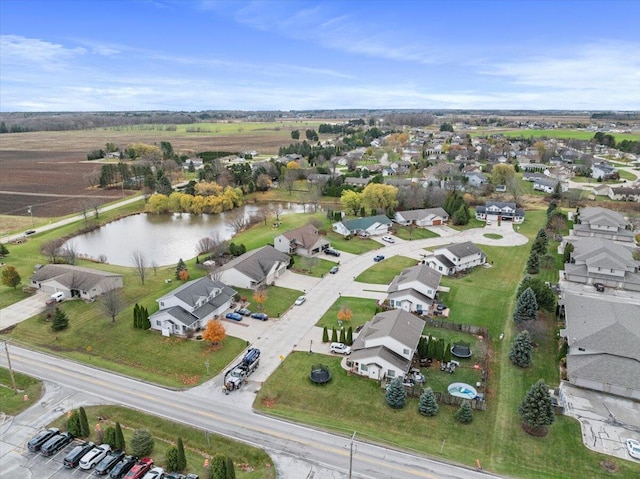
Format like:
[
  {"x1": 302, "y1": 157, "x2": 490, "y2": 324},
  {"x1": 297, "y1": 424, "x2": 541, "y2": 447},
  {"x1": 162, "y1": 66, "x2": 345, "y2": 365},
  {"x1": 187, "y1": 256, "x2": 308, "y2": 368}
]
[
  {"x1": 165, "y1": 446, "x2": 180, "y2": 472},
  {"x1": 418, "y1": 388, "x2": 438, "y2": 417},
  {"x1": 130, "y1": 429, "x2": 154, "y2": 457},
  {"x1": 385, "y1": 378, "x2": 407, "y2": 409},
  {"x1": 455, "y1": 401, "x2": 473, "y2": 423}
]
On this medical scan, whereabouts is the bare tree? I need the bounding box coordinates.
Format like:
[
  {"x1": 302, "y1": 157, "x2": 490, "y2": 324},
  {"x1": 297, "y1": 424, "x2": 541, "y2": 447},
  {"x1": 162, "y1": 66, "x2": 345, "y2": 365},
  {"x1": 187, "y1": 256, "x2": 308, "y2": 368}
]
[
  {"x1": 506, "y1": 177, "x2": 523, "y2": 206},
  {"x1": 300, "y1": 256, "x2": 319, "y2": 273},
  {"x1": 131, "y1": 249, "x2": 148, "y2": 285},
  {"x1": 60, "y1": 242, "x2": 79, "y2": 265},
  {"x1": 272, "y1": 204, "x2": 284, "y2": 222},
  {"x1": 41, "y1": 239, "x2": 65, "y2": 263},
  {"x1": 97, "y1": 254, "x2": 108, "y2": 263},
  {"x1": 100, "y1": 287, "x2": 124, "y2": 323},
  {"x1": 196, "y1": 237, "x2": 216, "y2": 256},
  {"x1": 151, "y1": 260, "x2": 158, "y2": 276},
  {"x1": 228, "y1": 210, "x2": 247, "y2": 234}
]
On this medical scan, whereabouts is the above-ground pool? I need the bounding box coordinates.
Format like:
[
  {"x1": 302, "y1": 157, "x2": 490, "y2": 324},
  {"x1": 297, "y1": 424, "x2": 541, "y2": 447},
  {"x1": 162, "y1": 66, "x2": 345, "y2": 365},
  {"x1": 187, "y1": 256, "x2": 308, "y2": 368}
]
[{"x1": 448, "y1": 382, "x2": 477, "y2": 399}]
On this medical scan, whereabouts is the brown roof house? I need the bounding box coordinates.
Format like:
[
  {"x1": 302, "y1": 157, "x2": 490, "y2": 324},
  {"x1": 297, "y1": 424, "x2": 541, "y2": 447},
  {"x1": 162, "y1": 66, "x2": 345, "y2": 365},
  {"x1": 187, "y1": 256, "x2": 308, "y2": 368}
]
[
  {"x1": 273, "y1": 223, "x2": 330, "y2": 257},
  {"x1": 30, "y1": 264, "x2": 123, "y2": 301}
]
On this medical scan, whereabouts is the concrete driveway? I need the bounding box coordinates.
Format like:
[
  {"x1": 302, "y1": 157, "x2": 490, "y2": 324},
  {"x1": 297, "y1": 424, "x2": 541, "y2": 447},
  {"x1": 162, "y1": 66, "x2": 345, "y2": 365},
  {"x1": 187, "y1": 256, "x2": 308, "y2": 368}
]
[{"x1": 0, "y1": 292, "x2": 49, "y2": 330}]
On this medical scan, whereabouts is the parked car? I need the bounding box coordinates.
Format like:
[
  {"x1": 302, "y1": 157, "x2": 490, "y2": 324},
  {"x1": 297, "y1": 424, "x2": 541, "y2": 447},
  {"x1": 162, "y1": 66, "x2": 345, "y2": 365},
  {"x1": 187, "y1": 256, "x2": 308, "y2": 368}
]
[
  {"x1": 41, "y1": 432, "x2": 73, "y2": 456},
  {"x1": 142, "y1": 466, "x2": 165, "y2": 479},
  {"x1": 373, "y1": 255, "x2": 385, "y2": 262},
  {"x1": 626, "y1": 438, "x2": 640, "y2": 459},
  {"x1": 382, "y1": 235, "x2": 395, "y2": 243},
  {"x1": 225, "y1": 312, "x2": 243, "y2": 321},
  {"x1": 235, "y1": 308, "x2": 251, "y2": 316},
  {"x1": 594, "y1": 282, "x2": 605, "y2": 292},
  {"x1": 294, "y1": 295, "x2": 306, "y2": 305},
  {"x1": 95, "y1": 449, "x2": 126, "y2": 475},
  {"x1": 329, "y1": 265, "x2": 339, "y2": 274},
  {"x1": 250, "y1": 312, "x2": 269, "y2": 321},
  {"x1": 109, "y1": 455, "x2": 138, "y2": 478},
  {"x1": 25, "y1": 229, "x2": 36, "y2": 235},
  {"x1": 124, "y1": 458, "x2": 154, "y2": 479},
  {"x1": 27, "y1": 427, "x2": 59, "y2": 452},
  {"x1": 325, "y1": 248, "x2": 341, "y2": 257},
  {"x1": 64, "y1": 441, "x2": 96, "y2": 468},
  {"x1": 330, "y1": 342, "x2": 351, "y2": 355},
  {"x1": 79, "y1": 443, "x2": 111, "y2": 470},
  {"x1": 164, "y1": 474, "x2": 185, "y2": 479}
]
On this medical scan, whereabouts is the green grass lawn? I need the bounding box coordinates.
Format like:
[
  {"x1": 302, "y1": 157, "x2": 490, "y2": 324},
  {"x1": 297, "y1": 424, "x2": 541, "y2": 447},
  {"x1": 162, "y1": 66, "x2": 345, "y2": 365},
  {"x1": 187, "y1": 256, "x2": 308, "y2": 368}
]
[
  {"x1": 49, "y1": 405, "x2": 274, "y2": 479},
  {"x1": 483, "y1": 233, "x2": 503, "y2": 240},
  {"x1": 618, "y1": 169, "x2": 637, "y2": 181},
  {"x1": 0, "y1": 367, "x2": 42, "y2": 415},
  {"x1": 233, "y1": 286, "x2": 302, "y2": 318},
  {"x1": 470, "y1": 128, "x2": 640, "y2": 142},
  {"x1": 290, "y1": 255, "x2": 336, "y2": 277},
  {"x1": 355, "y1": 255, "x2": 417, "y2": 283},
  {"x1": 393, "y1": 226, "x2": 440, "y2": 241},
  {"x1": 315, "y1": 296, "x2": 378, "y2": 330}
]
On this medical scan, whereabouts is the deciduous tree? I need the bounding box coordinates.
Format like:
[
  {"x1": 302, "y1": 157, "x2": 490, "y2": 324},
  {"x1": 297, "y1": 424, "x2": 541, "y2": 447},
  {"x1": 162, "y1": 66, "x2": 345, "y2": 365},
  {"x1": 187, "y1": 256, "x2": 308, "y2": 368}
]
[
  {"x1": 362, "y1": 183, "x2": 398, "y2": 213},
  {"x1": 340, "y1": 190, "x2": 363, "y2": 216},
  {"x1": 100, "y1": 288, "x2": 124, "y2": 323},
  {"x1": 253, "y1": 289, "x2": 268, "y2": 310},
  {"x1": 491, "y1": 164, "x2": 516, "y2": 186},
  {"x1": 131, "y1": 250, "x2": 148, "y2": 285},
  {"x1": 337, "y1": 306, "x2": 352, "y2": 323},
  {"x1": 1, "y1": 265, "x2": 21, "y2": 289},
  {"x1": 202, "y1": 320, "x2": 226, "y2": 344}
]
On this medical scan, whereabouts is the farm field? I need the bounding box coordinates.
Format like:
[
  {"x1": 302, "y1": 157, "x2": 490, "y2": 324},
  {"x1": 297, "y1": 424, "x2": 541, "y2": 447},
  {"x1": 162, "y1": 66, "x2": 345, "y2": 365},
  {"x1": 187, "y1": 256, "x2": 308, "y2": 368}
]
[{"x1": 470, "y1": 128, "x2": 640, "y2": 141}]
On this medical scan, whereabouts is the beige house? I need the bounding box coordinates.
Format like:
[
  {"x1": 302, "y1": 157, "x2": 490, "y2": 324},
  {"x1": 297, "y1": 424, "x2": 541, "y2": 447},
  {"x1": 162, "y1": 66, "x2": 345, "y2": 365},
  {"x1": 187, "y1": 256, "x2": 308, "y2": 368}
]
[
  {"x1": 273, "y1": 223, "x2": 330, "y2": 257},
  {"x1": 30, "y1": 264, "x2": 123, "y2": 300},
  {"x1": 214, "y1": 245, "x2": 290, "y2": 290}
]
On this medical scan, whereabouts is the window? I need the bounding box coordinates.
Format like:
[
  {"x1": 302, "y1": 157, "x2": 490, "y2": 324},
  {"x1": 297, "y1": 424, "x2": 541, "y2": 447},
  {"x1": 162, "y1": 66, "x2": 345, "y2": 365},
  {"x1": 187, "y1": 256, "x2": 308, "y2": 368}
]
[
  {"x1": 403, "y1": 348, "x2": 410, "y2": 355},
  {"x1": 156, "y1": 320, "x2": 161, "y2": 326},
  {"x1": 387, "y1": 370, "x2": 396, "y2": 378},
  {"x1": 360, "y1": 364, "x2": 368, "y2": 372},
  {"x1": 160, "y1": 301, "x2": 164, "y2": 307}
]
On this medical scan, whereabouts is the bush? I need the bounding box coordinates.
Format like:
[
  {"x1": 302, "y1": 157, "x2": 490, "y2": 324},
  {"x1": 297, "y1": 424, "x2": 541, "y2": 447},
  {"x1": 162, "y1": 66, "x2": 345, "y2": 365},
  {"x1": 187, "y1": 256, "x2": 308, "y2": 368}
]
[
  {"x1": 130, "y1": 429, "x2": 154, "y2": 457},
  {"x1": 165, "y1": 446, "x2": 180, "y2": 472}
]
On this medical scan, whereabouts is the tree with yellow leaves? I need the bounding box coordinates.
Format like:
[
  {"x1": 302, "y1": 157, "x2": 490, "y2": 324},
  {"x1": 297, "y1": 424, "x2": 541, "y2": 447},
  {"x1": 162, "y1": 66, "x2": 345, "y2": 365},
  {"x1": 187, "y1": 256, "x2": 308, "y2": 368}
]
[
  {"x1": 202, "y1": 319, "x2": 226, "y2": 344},
  {"x1": 337, "y1": 306, "x2": 352, "y2": 322},
  {"x1": 253, "y1": 289, "x2": 268, "y2": 311}
]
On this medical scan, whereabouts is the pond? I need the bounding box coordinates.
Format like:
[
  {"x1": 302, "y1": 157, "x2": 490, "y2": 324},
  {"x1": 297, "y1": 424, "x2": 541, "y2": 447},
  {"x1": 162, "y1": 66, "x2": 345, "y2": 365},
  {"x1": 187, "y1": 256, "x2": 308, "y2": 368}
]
[{"x1": 66, "y1": 203, "x2": 309, "y2": 267}]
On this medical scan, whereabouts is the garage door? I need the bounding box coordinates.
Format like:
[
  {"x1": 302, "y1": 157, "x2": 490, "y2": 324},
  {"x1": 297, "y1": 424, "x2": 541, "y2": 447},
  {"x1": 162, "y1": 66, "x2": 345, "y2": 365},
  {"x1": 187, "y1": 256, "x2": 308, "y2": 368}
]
[{"x1": 432, "y1": 219, "x2": 442, "y2": 225}]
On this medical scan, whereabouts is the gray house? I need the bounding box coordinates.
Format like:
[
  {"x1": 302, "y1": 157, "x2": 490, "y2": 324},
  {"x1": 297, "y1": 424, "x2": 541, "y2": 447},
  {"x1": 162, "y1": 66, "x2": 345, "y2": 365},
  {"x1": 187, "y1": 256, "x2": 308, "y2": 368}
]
[
  {"x1": 572, "y1": 207, "x2": 634, "y2": 242},
  {"x1": 386, "y1": 264, "x2": 441, "y2": 314},
  {"x1": 422, "y1": 241, "x2": 487, "y2": 276},
  {"x1": 332, "y1": 214, "x2": 392, "y2": 237},
  {"x1": 215, "y1": 245, "x2": 290, "y2": 290},
  {"x1": 30, "y1": 264, "x2": 123, "y2": 301},
  {"x1": 393, "y1": 208, "x2": 449, "y2": 227}
]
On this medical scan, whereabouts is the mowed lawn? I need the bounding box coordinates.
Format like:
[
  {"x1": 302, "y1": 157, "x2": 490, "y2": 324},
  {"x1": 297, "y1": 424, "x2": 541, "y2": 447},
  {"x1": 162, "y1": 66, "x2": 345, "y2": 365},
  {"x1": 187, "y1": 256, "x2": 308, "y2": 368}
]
[{"x1": 0, "y1": 367, "x2": 42, "y2": 415}]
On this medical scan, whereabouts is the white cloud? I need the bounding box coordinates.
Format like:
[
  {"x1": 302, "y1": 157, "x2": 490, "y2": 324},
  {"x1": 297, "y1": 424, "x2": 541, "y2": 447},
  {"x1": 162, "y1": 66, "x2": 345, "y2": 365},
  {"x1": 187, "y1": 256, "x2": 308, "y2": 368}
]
[{"x1": 0, "y1": 35, "x2": 86, "y2": 69}]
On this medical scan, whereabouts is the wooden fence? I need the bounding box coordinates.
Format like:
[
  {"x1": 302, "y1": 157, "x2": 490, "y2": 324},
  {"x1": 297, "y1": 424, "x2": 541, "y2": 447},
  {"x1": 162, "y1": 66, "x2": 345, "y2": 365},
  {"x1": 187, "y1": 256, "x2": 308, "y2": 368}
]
[{"x1": 423, "y1": 318, "x2": 490, "y2": 338}]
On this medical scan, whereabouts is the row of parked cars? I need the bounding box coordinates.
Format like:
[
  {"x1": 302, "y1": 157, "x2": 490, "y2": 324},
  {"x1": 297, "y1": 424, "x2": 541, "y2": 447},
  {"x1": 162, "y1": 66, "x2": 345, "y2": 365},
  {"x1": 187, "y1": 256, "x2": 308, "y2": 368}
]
[
  {"x1": 225, "y1": 307, "x2": 269, "y2": 322},
  {"x1": 27, "y1": 427, "x2": 198, "y2": 478}
]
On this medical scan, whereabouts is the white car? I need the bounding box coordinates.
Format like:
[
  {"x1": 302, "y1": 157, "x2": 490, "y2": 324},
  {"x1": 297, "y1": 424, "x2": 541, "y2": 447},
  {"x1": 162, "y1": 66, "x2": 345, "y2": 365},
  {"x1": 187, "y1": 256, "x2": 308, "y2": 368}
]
[
  {"x1": 143, "y1": 466, "x2": 165, "y2": 479},
  {"x1": 382, "y1": 235, "x2": 395, "y2": 243},
  {"x1": 79, "y1": 443, "x2": 111, "y2": 470},
  {"x1": 294, "y1": 296, "x2": 306, "y2": 305},
  {"x1": 330, "y1": 342, "x2": 351, "y2": 355},
  {"x1": 626, "y1": 438, "x2": 640, "y2": 459}
]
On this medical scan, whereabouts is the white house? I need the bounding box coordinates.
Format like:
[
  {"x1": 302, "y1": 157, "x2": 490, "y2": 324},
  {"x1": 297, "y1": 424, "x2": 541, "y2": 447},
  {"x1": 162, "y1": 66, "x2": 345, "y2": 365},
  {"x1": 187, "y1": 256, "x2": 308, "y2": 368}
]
[
  {"x1": 422, "y1": 242, "x2": 487, "y2": 276},
  {"x1": 30, "y1": 264, "x2": 123, "y2": 301},
  {"x1": 214, "y1": 245, "x2": 291, "y2": 290},
  {"x1": 465, "y1": 171, "x2": 488, "y2": 188},
  {"x1": 386, "y1": 264, "x2": 441, "y2": 314},
  {"x1": 475, "y1": 202, "x2": 525, "y2": 223},
  {"x1": 348, "y1": 309, "x2": 424, "y2": 381},
  {"x1": 273, "y1": 223, "x2": 330, "y2": 257},
  {"x1": 608, "y1": 185, "x2": 640, "y2": 202},
  {"x1": 592, "y1": 162, "x2": 618, "y2": 180},
  {"x1": 393, "y1": 208, "x2": 449, "y2": 227},
  {"x1": 149, "y1": 277, "x2": 236, "y2": 336},
  {"x1": 332, "y1": 214, "x2": 392, "y2": 237},
  {"x1": 532, "y1": 178, "x2": 568, "y2": 193}
]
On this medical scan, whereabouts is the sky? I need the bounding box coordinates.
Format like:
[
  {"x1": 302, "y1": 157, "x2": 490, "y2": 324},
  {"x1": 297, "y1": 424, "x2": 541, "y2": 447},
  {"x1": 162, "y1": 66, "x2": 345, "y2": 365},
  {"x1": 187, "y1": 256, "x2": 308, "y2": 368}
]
[{"x1": 1, "y1": 0, "x2": 639, "y2": 112}]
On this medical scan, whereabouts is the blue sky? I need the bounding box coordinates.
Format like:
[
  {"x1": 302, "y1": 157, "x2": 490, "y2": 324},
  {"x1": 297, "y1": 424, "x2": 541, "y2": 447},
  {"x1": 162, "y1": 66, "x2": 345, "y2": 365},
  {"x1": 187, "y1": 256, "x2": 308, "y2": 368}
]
[{"x1": 1, "y1": 0, "x2": 638, "y2": 112}]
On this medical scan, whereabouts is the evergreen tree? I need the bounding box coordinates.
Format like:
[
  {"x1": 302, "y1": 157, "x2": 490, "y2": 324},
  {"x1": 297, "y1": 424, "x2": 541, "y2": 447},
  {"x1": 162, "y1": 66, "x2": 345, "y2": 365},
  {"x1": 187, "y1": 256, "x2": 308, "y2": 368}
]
[
  {"x1": 130, "y1": 429, "x2": 154, "y2": 457},
  {"x1": 385, "y1": 378, "x2": 407, "y2": 409},
  {"x1": 79, "y1": 407, "x2": 90, "y2": 438},
  {"x1": 210, "y1": 454, "x2": 227, "y2": 479},
  {"x1": 546, "y1": 200, "x2": 557, "y2": 218},
  {"x1": 133, "y1": 303, "x2": 140, "y2": 329},
  {"x1": 455, "y1": 400, "x2": 473, "y2": 423},
  {"x1": 518, "y1": 380, "x2": 556, "y2": 435},
  {"x1": 67, "y1": 410, "x2": 82, "y2": 437},
  {"x1": 531, "y1": 237, "x2": 547, "y2": 256},
  {"x1": 526, "y1": 252, "x2": 540, "y2": 274},
  {"x1": 513, "y1": 287, "x2": 538, "y2": 322},
  {"x1": 426, "y1": 336, "x2": 436, "y2": 359},
  {"x1": 452, "y1": 204, "x2": 469, "y2": 225},
  {"x1": 103, "y1": 427, "x2": 116, "y2": 447},
  {"x1": 510, "y1": 330, "x2": 533, "y2": 368},
  {"x1": 143, "y1": 307, "x2": 151, "y2": 329},
  {"x1": 176, "y1": 258, "x2": 187, "y2": 279},
  {"x1": 51, "y1": 307, "x2": 70, "y2": 331},
  {"x1": 516, "y1": 277, "x2": 555, "y2": 312},
  {"x1": 114, "y1": 422, "x2": 125, "y2": 451},
  {"x1": 176, "y1": 436, "x2": 187, "y2": 471},
  {"x1": 437, "y1": 338, "x2": 446, "y2": 361},
  {"x1": 346, "y1": 326, "x2": 353, "y2": 346},
  {"x1": 417, "y1": 337, "x2": 427, "y2": 358},
  {"x1": 322, "y1": 326, "x2": 329, "y2": 343},
  {"x1": 225, "y1": 456, "x2": 236, "y2": 479},
  {"x1": 535, "y1": 228, "x2": 548, "y2": 243},
  {"x1": 0, "y1": 243, "x2": 9, "y2": 257},
  {"x1": 165, "y1": 446, "x2": 180, "y2": 472},
  {"x1": 331, "y1": 328, "x2": 338, "y2": 343},
  {"x1": 443, "y1": 343, "x2": 452, "y2": 364},
  {"x1": 418, "y1": 388, "x2": 439, "y2": 417},
  {"x1": 339, "y1": 328, "x2": 346, "y2": 344}
]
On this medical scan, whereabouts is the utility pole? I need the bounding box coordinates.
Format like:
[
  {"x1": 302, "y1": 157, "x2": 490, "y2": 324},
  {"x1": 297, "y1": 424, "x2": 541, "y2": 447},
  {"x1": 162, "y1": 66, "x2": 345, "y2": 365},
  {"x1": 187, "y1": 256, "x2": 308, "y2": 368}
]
[
  {"x1": 1, "y1": 339, "x2": 18, "y2": 392},
  {"x1": 348, "y1": 431, "x2": 356, "y2": 479}
]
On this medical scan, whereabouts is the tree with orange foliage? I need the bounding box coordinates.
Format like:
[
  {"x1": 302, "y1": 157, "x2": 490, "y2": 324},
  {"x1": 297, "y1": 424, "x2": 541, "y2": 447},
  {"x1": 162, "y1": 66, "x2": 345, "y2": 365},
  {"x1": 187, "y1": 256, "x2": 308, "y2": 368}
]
[
  {"x1": 337, "y1": 306, "x2": 352, "y2": 322},
  {"x1": 253, "y1": 289, "x2": 268, "y2": 311},
  {"x1": 202, "y1": 319, "x2": 226, "y2": 344},
  {"x1": 178, "y1": 269, "x2": 190, "y2": 281}
]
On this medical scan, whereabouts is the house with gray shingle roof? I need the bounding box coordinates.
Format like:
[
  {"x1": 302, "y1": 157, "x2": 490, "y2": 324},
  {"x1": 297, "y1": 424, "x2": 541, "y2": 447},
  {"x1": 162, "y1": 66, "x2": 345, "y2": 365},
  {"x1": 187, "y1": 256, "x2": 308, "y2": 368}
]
[
  {"x1": 348, "y1": 309, "x2": 424, "y2": 381},
  {"x1": 149, "y1": 276, "x2": 236, "y2": 336},
  {"x1": 273, "y1": 223, "x2": 330, "y2": 257},
  {"x1": 422, "y1": 241, "x2": 487, "y2": 276},
  {"x1": 386, "y1": 264, "x2": 441, "y2": 314},
  {"x1": 393, "y1": 207, "x2": 449, "y2": 227},
  {"x1": 608, "y1": 185, "x2": 640, "y2": 202},
  {"x1": 572, "y1": 206, "x2": 634, "y2": 242},
  {"x1": 214, "y1": 245, "x2": 290, "y2": 290},
  {"x1": 560, "y1": 293, "x2": 640, "y2": 400},
  {"x1": 332, "y1": 214, "x2": 392, "y2": 237},
  {"x1": 29, "y1": 264, "x2": 123, "y2": 301},
  {"x1": 475, "y1": 201, "x2": 525, "y2": 223}
]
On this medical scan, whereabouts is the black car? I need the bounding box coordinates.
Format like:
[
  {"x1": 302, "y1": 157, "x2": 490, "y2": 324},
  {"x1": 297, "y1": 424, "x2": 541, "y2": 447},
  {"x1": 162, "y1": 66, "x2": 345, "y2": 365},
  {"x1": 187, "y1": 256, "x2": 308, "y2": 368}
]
[
  {"x1": 250, "y1": 312, "x2": 268, "y2": 321},
  {"x1": 27, "y1": 427, "x2": 59, "y2": 452},
  {"x1": 325, "y1": 248, "x2": 341, "y2": 257},
  {"x1": 64, "y1": 441, "x2": 95, "y2": 468},
  {"x1": 235, "y1": 308, "x2": 251, "y2": 316},
  {"x1": 109, "y1": 455, "x2": 138, "y2": 478},
  {"x1": 95, "y1": 449, "x2": 126, "y2": 475},
  {"x1": 41, "y1": 432, "x2": 74, "y2": 456},
  {"x1": 594, "y1": 282, "x2": 605, "y2": 292}
]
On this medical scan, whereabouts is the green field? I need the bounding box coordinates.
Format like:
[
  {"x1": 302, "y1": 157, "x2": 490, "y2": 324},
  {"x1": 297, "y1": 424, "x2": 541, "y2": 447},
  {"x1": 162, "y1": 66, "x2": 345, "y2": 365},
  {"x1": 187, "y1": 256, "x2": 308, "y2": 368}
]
[{"x1": 471, "y1": 128, "x2": 640, "y2": 142}]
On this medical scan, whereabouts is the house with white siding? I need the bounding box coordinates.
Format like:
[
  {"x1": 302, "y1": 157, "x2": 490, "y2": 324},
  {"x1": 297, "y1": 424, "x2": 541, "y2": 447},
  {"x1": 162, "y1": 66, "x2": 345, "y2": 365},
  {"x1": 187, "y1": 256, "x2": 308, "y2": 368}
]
[
  {"x1": 386, "y1": 264, "x2": 441, "y2": 314},
  {"x1": 422, "y1": 242, "x2": 487, "y2": 276},
  {"x1": 214, "y1": 245, "x2": 290, "y2": 290},
  {"x1": 30, "y1": 264, "x2": 123, "y2": 301},
  {"x1": 393, "y1": 208, "x2": 449, "y2": 227},
  {"x1": 332, "y1": 215, "x2": 392, "y2": 237}
]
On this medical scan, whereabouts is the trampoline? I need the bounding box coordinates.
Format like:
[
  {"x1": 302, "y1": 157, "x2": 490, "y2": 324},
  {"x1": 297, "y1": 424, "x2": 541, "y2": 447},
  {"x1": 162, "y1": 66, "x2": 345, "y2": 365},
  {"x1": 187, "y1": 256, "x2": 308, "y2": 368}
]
[
  {"x1": 448, "y1": 382, "x2": 477, "y2": 399},
  {"x1": 310, "y1": 364, "x2": 331, "y2": 384},
  {"x1": 451, "y1": 342, "x2": 472, "y2": 358}
]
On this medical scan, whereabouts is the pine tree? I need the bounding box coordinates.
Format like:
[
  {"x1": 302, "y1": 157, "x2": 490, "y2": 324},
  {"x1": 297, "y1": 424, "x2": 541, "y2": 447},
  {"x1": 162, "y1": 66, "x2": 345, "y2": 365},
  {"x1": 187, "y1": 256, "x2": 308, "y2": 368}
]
[
  {"x1": 331, "y1": 328, "x2": 338, "y2": 343},
  {"x1": 210, "y1": 454, "x2": 227, "y2": 479},
  {"x1": 418, "y1": 388, "x2": 439, "y2": 417},
  {"x1": 103, "y1": 426, "x2": 116, "y2": 447},
  {"x1": 518, "y1": 379, "x2": 556, "y2": 435},
  {"x1": 531, "y1": 237, "x2": 547, "y2": 256},
  {"x1": 535, "y1": 228, "x2": 548, "y2": 243},
  {"x1": 385, "y1": 378, "x2": 407, "y2": 409},
  {"x1": 176, "y1": 436, "x2": 186, "y2": 471},
  {"x1": 51, "y1": 307, "x2": 69, "y2": 331},
  {"x1": 510, "y1": 330, "x2": 533, "y2": 368},
  {"x1": 143, "y1": 307, "x2": 151, "y2": 329},
  {"x1": 67, "y1": 410, "x2": 82, "y2": 437},
  {"x1": 79, "y1": 407, "x2": 90, "y2": 438},
  {"x1": 526, "y1": 252, "x2": 540, "y2": 274},
  {"x1": 114, "y1": 422, "x2": 125, "y2": 451},
  {"x1": 346, "y1": 326, "x2": 353, "y2": 346},
  {"x1": 130, "y1": 429, "x2": 154, "y2": 457},
  {"x1": 516, "y1": 277, "x2": 555, "y2": 312},
  {"x1": 175, "y1": 258, "x2": 187, "y2": 280},
  {"x1": 165, "y1": 446, "x2": 180, "y2": 472},
  {"x1": 225, "y1": 456, "x2": 236, "y2": 479},
  {"x1": 426, "y1": 336, "x2": 436, "y2": 359},
  {"x1": 339, "y1": 328, "x2": 346, "y2": 344},
  {"x1": 133, "y1": 303, "x2": 139, "y2": 329},
  {"x1": 513, "y1": 287, "x2": 538, "y2": 322},
  {"x1": 455, "y1": 400, "x2": 473, "y2": 423},
  {"x1": 443, "y1": 343, "x2": 452, "y2": 364},
  {"x1": 322, "y1": 326, "x2": 329, "y2": 343},
  {"x1": 437, "y1": 338, "x2": 445, "y2": 361}
]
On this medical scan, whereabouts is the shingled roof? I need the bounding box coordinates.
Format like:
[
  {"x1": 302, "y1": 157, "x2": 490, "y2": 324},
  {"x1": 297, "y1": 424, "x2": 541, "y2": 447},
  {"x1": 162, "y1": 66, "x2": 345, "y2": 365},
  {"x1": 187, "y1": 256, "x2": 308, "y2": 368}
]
[{"x1": 30, "y1": 264, "x2": 122, "y2": 291}]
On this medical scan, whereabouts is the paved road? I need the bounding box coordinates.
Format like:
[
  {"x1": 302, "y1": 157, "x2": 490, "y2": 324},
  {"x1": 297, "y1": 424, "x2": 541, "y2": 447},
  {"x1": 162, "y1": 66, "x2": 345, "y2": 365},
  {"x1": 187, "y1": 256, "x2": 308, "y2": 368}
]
[{"x1": 1, "y1": 346, "x2": 499, "y2": 479}]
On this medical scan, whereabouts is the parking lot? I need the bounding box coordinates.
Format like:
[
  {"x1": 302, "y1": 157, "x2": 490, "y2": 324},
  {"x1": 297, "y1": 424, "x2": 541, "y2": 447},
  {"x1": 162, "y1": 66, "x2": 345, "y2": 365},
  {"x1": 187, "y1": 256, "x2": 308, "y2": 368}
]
[{"x1": 20, "y1": 440, "x2": 108, "y2": 478}]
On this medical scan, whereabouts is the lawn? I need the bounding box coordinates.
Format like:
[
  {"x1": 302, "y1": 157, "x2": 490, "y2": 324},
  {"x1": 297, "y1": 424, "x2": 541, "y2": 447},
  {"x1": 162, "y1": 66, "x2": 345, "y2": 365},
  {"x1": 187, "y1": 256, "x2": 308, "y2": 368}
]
[
  {"x1": 233, "y1": 286, "x2": 302, "y2": 319},
  {"x1": 355, "y1": 255, "x2": 417, "y2": 283},
  {"x1": 49, "y1": 405, "x2": 275, "y2": 479},
  {"x1": 315, "y1": 296, "x2": 378, "y2": 330},
  {"x1": 470, "y1": 129, "x2": 640, "y2": 142},
  {"x1": 393, "y1": 225, "x2": 440, "y2": 241},
  {"x1": 0, "y1": 367, "x2": 42, "y2": 415},
  {"x1": 290, "y1": 255, "x2": 336, "y2": 277}
]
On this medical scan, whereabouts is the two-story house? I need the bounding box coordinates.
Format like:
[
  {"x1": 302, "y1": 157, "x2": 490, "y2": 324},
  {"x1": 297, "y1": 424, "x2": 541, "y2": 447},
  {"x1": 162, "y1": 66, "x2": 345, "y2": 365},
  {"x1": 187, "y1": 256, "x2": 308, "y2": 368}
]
[
  {"x1": 273, "y1": 223, "x2": 330, "y2": 257},
  {"x1": 348, "y1": 309, "x2": 424, "y2": 381},
  {"x1": 149, "y1": 276, "x2": 236, "y2": 336},
  {"x1": 572, "y1": 206, "x2": 635, "y2": 243},
  {"x1": 475, "y1": 201, "x2": 525, "y2": 223},
  {"x1": 422, "y1": 241, "x2": 487, "y2": 276},
  {"x1": 386, "y1": 264, "x2": 442, "y2": 314}
]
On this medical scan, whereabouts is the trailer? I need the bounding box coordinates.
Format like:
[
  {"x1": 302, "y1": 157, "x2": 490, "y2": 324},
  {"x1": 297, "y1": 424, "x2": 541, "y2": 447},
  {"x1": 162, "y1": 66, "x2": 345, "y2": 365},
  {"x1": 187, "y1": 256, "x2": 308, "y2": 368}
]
[{"x1": 224, "y1": 348, "x2": 260, "y2": 392}]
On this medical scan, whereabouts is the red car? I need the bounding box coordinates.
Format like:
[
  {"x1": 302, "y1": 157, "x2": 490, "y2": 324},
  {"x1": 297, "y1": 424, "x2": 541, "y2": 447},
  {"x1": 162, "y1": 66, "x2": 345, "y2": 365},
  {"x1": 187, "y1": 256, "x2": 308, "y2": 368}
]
[{"x1": 123, "y1": 458, "x2": 154, "y2": 479}]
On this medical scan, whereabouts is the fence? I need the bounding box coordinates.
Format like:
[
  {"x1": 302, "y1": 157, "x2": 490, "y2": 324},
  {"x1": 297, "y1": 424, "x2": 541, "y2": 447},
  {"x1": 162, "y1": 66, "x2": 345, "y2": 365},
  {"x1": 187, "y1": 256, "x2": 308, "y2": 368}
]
[{"x1": 423, "y1": 318, "x2": 489, "y2": 338}]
